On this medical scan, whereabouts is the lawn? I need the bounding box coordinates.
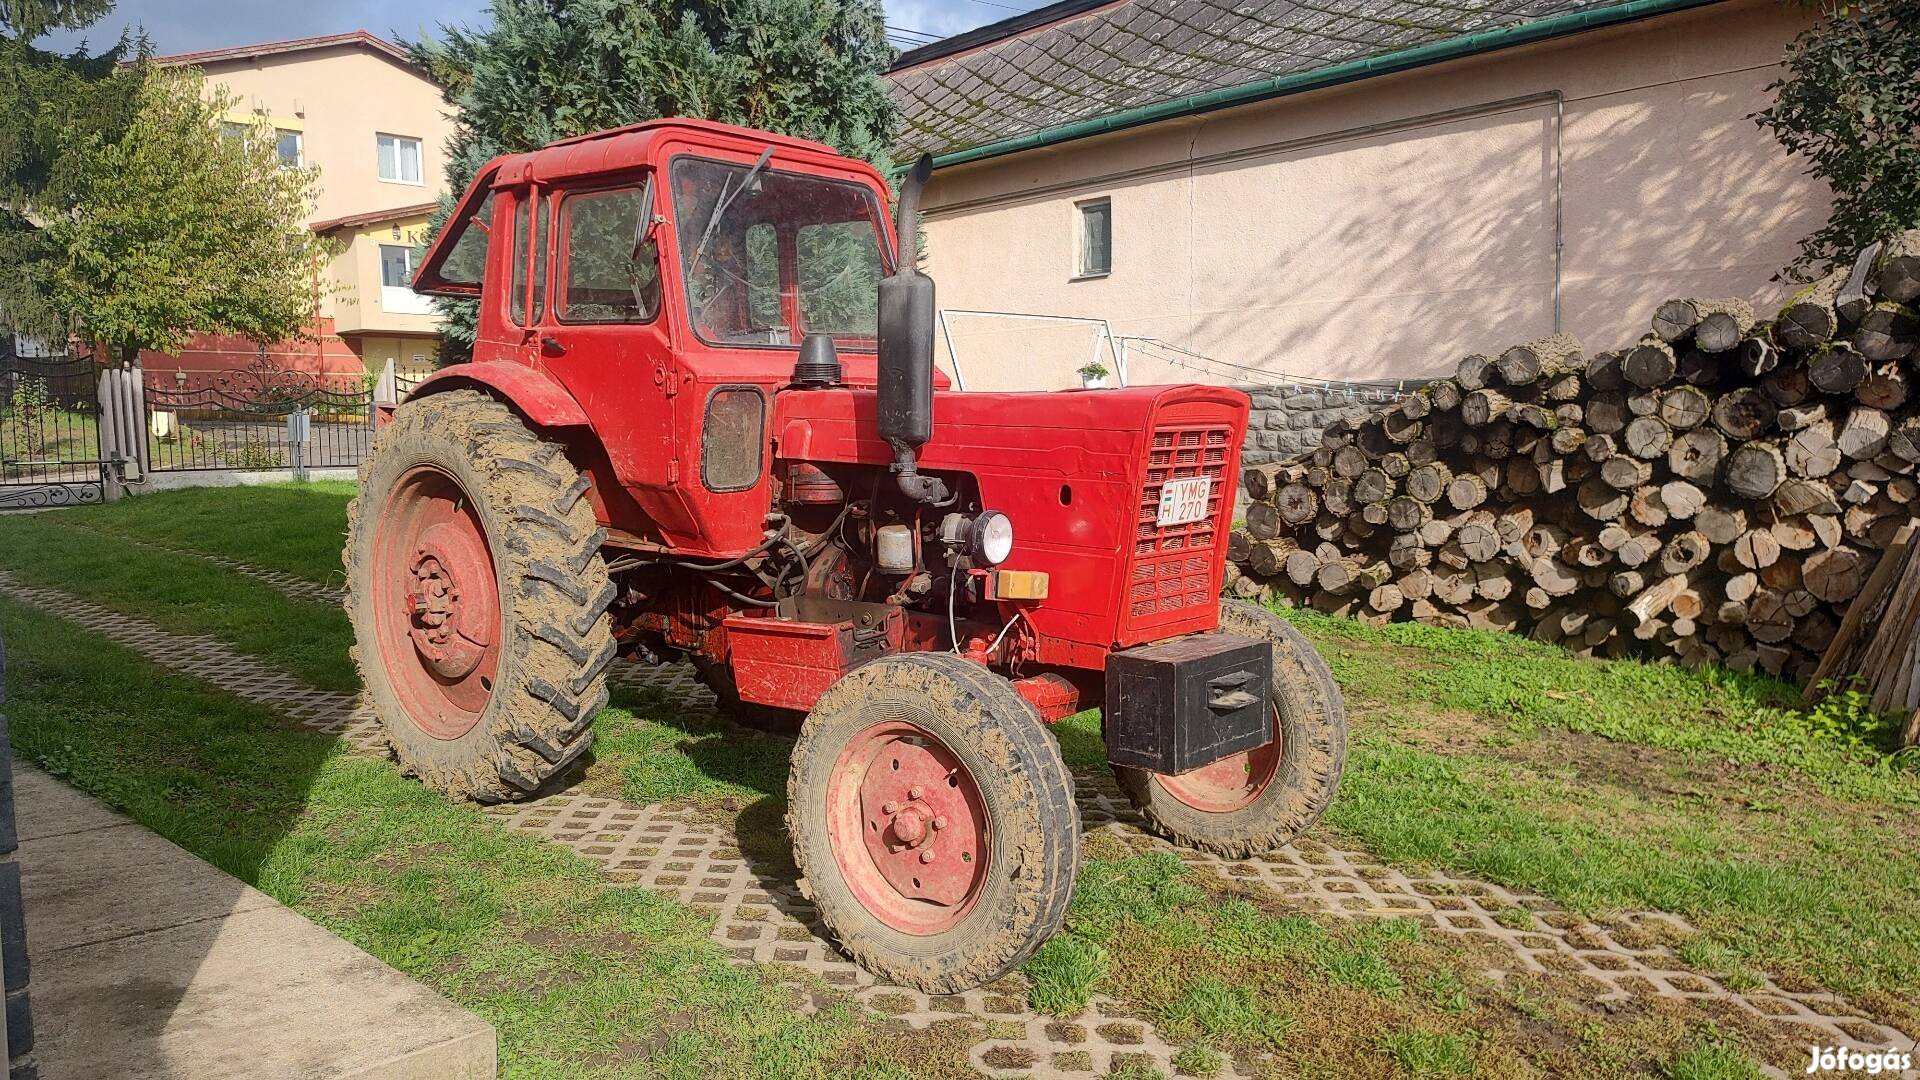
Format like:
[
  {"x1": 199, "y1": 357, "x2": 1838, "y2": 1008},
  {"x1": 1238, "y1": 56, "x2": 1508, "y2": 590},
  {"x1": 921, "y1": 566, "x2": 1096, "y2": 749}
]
[{"x1": 2, "y1": 484, "x2": 1917, "y2": 1078}]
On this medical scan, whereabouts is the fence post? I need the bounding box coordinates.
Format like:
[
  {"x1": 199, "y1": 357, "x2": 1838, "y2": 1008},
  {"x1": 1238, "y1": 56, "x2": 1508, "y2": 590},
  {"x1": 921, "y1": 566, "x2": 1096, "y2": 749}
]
[
  {"x1": 287, "y1": 405, "x2": 309, "y2": 483},
  {"x1": 128, "y1": 358, "x2": 149, "y2": 480},
  {"x1": 96, "y1": 365, "x2": 124, "y2": 502},
  {"x1": 370, "y1": 358, "x2": 397, "y2": 425}
]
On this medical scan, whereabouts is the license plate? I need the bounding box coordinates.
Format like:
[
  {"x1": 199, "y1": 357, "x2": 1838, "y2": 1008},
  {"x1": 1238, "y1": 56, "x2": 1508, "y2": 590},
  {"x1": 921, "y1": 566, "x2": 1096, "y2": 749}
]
[{"x1": 1156, "y1": 476, "x2": 1212, "y2": 527}]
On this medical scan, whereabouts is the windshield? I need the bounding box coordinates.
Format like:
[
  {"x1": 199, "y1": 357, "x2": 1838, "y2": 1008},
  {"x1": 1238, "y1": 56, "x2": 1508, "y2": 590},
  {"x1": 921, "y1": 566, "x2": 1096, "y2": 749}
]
[{"x1": 671, "y1": 156, "x2": 891, "y2": 350}]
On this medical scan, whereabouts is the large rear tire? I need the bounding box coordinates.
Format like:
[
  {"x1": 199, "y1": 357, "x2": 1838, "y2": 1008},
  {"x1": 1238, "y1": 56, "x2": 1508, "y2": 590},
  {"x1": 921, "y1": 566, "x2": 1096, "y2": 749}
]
[
  {"x1": 787, "y1": 654, "x2": 1079, "y2": 993},
  {"x1": 1113, "y1": 600, "x2": 1346, "y2": 857},
  {"x1": 344, "y1": 389, "x2": 616, "y2": 802}
]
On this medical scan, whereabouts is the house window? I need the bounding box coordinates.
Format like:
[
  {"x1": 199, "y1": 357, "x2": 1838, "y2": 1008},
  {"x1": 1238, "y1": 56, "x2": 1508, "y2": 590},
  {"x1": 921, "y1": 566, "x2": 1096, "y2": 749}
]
[
  {"x1": 380, "y1": 245, "x2": 415, "y2": 288},
  {"x1": 1076, "y1": 198, "x2": 1111, "y2": 278},
  {"x1": 378, "y1": 133, "x2": 424, "y2": 184},
  {"x1": 275, "y1": 129, "x2": 302, "y2": 168}
]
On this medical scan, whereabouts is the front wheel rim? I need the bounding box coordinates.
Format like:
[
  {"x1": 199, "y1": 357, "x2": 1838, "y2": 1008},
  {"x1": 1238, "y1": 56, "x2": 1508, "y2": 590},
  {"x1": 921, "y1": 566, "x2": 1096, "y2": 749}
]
[
  {"x1": 371, "y1": 465, "x2": 502, "y2": 740},
  {"x1": 824, "y1": 721, "x2": 991, "y2": 935},
  {"x1": 1154, "y1": 706, "x2": 1282, "y2": 814}
]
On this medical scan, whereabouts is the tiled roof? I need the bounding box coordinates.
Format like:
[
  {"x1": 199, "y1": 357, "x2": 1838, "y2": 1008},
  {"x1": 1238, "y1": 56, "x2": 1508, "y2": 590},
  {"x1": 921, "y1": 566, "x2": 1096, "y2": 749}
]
[
  {"x1": 153, "y1": 30, "x2": 413, "y2": 70},
  {"x1": 887, "y1": 0, "x2": 1642, "y2": 161}
]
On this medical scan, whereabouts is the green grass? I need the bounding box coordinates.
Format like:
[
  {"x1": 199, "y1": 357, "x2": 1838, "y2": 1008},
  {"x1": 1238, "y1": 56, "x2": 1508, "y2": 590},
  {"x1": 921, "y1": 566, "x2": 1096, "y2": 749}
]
[
  {"x1": 0, "y1": 508, "x2": 356, "y2": 690},
  {"x1": 0, "y1": 597, "x2": 980, "y2": 1079},
  {"x1": 52, "y1": 480, "x2": 355, "y2": 583},
  {"x1": 1377, "y1": 1029, "x2": 1477, "y2": 1076}
]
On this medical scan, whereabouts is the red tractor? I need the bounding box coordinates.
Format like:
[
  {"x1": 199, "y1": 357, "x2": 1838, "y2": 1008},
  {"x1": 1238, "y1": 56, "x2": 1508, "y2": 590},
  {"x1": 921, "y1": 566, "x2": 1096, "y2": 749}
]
[{"x1": 345, "y1": 118, "x2": 1347, "y2": 993}]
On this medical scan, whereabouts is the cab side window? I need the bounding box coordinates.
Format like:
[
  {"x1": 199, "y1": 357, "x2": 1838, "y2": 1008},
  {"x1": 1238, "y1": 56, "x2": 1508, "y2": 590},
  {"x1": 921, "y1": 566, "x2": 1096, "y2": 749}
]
[
  {"x1": 510, "y1": 194, "x2": 546, "y2": 326},
  {"x1": 557, "y1": 185, "x2": 660, "y2": 324}
]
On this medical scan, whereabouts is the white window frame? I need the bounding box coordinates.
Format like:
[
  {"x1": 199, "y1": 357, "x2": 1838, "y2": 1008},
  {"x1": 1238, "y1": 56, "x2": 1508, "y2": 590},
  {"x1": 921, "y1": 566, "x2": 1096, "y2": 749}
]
[
  {"x1": 377, "y1": 132, "x2": 425, "y2": 186},
  {"x1": 1074, "y1": 197, "x2": 1112, "y2": 280},
  {"x1": 274, "y1": 128, "x2": 303, "y2": 168},
  {"x1": 378, "y1": 243, "x2": 434, "y2": 315}
]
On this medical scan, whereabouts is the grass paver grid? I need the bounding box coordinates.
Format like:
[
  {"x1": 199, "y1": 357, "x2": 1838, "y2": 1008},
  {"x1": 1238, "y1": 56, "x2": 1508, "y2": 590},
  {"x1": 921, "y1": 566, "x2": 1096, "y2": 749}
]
[{"x1": 2, "y1": 565, "x2": 1912, "y2": 1079}]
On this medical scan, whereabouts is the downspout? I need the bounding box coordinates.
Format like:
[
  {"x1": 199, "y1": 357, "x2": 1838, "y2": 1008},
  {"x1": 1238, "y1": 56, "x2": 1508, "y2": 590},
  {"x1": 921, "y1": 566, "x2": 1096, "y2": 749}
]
[
  {"x1": 922, "y1": 0, "x2": 1717, "y2": 172},
  {"x1": 1552, "y1": 91, "x2": 1564, "y2": 334}
]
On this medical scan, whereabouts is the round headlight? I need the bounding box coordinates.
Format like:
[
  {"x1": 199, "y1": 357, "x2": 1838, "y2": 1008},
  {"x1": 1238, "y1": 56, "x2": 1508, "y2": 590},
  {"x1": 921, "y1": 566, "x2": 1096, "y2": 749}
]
[{"x1": 969, "y1": 511, "x2": 1014, "y2": 566}]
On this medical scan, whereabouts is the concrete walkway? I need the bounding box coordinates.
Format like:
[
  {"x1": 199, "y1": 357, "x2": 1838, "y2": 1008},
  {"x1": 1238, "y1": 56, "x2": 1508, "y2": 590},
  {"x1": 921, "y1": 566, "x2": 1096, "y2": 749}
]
[{"x1": 13, "y1": 764, "x2": 495, "y2": 1080}]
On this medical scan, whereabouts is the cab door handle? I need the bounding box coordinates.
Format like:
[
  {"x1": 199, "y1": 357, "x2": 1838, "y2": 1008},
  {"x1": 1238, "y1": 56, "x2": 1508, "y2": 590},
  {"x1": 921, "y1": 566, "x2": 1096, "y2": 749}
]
[{"x1": 541, "y1": 336, "x2": 567, "y2": 357}]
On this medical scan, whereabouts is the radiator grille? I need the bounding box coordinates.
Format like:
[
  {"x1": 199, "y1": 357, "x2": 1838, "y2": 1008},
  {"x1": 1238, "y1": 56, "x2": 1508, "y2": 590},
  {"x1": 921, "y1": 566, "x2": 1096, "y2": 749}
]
[{"x1": 1128, "y1": 423, "x2": 1231, "y2": 621}]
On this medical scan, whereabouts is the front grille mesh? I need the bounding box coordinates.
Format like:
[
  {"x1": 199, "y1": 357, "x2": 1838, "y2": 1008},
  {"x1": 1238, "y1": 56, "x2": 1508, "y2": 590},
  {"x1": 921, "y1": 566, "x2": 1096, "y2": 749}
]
[{"x1": 1128, "y1": 424, "x2": 1231, "y2": 620}]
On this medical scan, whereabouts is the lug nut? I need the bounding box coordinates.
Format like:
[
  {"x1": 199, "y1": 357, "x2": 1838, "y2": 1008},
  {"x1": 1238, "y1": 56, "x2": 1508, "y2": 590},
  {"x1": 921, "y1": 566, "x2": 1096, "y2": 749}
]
[
  {"x1": 919, "y1": 849, "x2": 935, "y2": 863},
  {"x1": 882, "y1": 800, "x2": 902, "y2": 814},
  {"x1": 932, "y1": 816, "x2": 947, "y2": 830},
  {"x1": 908, "y1": 785, "x2": 924, "y2": 800}
]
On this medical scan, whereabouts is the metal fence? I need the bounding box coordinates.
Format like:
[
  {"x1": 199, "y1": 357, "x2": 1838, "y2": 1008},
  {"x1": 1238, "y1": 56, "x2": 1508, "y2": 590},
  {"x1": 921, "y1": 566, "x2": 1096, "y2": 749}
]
[
  {"x1": 143, "y1": 383, "x2": 378, "y2": 473},
  {"x1": 0, "y1": 354, "x2": 106, "y2": 508}
]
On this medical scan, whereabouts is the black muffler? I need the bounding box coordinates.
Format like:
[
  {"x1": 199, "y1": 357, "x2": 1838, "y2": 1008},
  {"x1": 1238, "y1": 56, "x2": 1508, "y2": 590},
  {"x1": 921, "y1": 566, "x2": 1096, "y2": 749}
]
[{"x1": 876, "y1": 154, "x2": 947, "y2": 505}]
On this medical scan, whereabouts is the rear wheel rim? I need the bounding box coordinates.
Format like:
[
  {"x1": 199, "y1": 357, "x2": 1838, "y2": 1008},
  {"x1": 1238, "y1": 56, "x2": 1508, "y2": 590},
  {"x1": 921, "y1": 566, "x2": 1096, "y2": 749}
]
[
  {"x1": 824, "y1": 721, "x2": 990, "y2": 935},
  {"x1": 372, "y1": 465, "x2": 502, "y2": 740},
  {"x1": 1154, "y1": 705, "x2": 1281, "y2": 814}
]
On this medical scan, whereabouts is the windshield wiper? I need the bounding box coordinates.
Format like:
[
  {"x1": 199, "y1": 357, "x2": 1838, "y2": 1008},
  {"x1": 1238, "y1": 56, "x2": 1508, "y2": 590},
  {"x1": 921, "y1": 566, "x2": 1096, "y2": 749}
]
[{"x1": 688, "y1": 147, "x2": 773, "y2": 276}]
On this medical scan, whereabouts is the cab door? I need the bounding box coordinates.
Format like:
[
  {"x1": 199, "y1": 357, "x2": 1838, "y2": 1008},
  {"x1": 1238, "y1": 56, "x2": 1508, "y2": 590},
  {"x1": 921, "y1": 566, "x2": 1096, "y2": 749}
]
[{"x1": 515, "y1": 177, "x2": 701, "y2": 545}]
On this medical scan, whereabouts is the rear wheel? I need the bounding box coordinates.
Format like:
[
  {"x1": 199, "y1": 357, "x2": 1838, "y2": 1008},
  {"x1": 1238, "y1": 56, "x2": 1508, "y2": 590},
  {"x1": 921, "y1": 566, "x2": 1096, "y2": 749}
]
[
  {"x1": 344, "y1": 389, "x2": 616, "y2": 802},
  {"x1": 787, "y1": 654, "x2": 1079, "y2": 992},
  {"x1": 1113, "y1": 600, "x2": 1346, "y2": 857}
]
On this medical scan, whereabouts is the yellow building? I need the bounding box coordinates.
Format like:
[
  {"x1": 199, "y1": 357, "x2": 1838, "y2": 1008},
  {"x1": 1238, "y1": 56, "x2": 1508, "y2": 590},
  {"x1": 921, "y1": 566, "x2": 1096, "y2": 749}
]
[{"x1": 151, "y1": 31, "x2": 457, "y2": 387}]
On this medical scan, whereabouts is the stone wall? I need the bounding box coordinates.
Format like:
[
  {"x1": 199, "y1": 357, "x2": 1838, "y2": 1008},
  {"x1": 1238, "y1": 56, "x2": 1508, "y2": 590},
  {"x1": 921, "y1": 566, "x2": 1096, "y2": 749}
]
[{"x1": 1233, "y1": 382, "x2": 1414, "y2": 513}]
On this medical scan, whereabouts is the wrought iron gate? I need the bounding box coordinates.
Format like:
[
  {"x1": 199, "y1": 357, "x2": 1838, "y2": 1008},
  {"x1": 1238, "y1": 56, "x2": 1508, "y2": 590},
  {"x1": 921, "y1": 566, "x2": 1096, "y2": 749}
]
[{"x1": 0, "y1": 351, "x2": 107, "y2": 510}]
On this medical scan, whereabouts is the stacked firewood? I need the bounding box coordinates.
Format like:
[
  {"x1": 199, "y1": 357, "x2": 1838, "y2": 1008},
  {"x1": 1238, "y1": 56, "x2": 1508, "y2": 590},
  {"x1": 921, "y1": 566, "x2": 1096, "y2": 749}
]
[{"x1": 1226, "y1": 231, "x2": 1920, "y2": 681}]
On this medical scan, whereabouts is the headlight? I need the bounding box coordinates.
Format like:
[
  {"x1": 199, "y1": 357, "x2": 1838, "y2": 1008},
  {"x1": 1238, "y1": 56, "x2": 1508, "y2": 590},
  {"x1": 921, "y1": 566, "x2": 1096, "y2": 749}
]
[{"x1": 969, "y1": 511, "x2": 1014, "y2": 566}]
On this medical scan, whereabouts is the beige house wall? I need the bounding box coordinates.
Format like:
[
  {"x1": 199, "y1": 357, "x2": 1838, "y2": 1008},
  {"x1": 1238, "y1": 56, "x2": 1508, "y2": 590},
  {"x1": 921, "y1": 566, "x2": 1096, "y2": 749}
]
[
  {"x1": 919, "y1": 0, "x2": 1827, "y2": 393},
  {"x1": 325, "y1": 215, "x2": 440, "y2": 336}
]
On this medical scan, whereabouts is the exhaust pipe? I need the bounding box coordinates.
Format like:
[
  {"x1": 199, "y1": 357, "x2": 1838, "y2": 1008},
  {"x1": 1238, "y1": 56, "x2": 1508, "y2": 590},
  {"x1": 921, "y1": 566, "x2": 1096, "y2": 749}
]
[{"x1": 876, "y1": 154, "x2": 948, "y2": 505}]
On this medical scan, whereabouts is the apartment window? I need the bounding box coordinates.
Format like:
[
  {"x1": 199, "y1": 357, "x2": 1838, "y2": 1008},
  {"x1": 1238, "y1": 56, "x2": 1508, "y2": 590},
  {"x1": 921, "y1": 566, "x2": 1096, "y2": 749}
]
[
  {"x1": 378, "y1": 133, "x2": 424, "y2": 185},
  {"x1": 1075, "y1": 198, "x2": 1111, "y2": 278},
  {"x1": 380, "y1": 245, "x2": 415, "y2": 288},
  {"x1": 275, "y1": 129, "x2": 302, "y2": 168}
]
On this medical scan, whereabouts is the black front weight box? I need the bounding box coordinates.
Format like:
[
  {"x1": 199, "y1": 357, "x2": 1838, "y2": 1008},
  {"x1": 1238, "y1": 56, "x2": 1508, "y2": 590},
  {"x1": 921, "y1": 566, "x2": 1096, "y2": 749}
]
[{"x1": 1104, "y1": 633, "x2": 1273, "y2": 775}]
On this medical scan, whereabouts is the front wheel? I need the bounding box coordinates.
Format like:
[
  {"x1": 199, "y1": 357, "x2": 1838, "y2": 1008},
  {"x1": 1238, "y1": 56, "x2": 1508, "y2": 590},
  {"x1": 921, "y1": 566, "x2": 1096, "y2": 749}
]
[
  {"x1": 1113, "y1": 600, "x2": 1347, "y2": 858},
  {"x1": 787, "y1": 654, "x2": 1080, "y2": 993}
]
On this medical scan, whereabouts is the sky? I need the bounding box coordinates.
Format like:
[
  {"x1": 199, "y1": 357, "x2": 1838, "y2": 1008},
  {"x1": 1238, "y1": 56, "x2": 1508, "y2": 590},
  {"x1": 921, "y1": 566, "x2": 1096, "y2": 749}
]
[{"x1": 38, "y1": 0, "x2": 1026, "y2": 58}]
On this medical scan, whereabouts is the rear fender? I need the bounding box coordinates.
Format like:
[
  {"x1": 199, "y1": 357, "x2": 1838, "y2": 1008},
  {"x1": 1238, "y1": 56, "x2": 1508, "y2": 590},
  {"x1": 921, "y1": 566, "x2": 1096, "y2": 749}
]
[{"x1": 406, "y1": 362, "x2": 592, "y2": 429}]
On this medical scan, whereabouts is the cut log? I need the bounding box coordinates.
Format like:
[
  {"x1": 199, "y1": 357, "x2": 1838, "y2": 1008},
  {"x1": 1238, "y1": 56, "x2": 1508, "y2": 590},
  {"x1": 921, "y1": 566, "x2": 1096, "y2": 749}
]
[
  {"x1": 1876, "y1": 228, "x2": 1920, "y2": 303},
  {"x1": 1694, "y1": 302, "x2": 1756, "y2": 352},
  {"x1": 1388, "y1": 532, "x2": 1432, "y2": 571},
  {"x1": 1446, "y1": 474, "x2": 1488, "y2": 511},
  {"x1": 1837, "y1": 241, "x2": 1885, "y2": 325},
  {"x1": 1785, "y1": 426, "x2": 1841, "y2": 478},
  {"x1": 1455, "y1": 523, "x2": 1501, "y2": 563},
  {"x1": 1405, "y1": 462, "x2": 1451, "y2": 504},
  {"x1": 1577, "y1": 476, "x2": 1631, "y2": 521},
  {"x1": 1586, "y1": 392, "x2": 1629, "y2": 435},
  {"x1": 1711, "y1": 387, "x2": 1778, "y2": 440},
  {"x1": 1803, "y1": 545, "x2": 1871, "y2": 603},
  {"x1": 1353, "y1": 468, "x2": 1393, "y2": 505},
  {"x1": 1774, "y1": 269, "x2": 1845, "y2": 351},
  {"x1": 1455, "y1": 353, "x2": 1497, "y2": 391},
  {"x1": 1427, "y1": 379, "x2": 1463, "y2": 412},
  {"x1": 1531, "y1": 556, "x2": 1582, "y2": 597},
  {"x1": 1385, "y1": 496, "x2": 1431, "y2": 532},
  {"x1": 1271, "y1": 482, "x2": 1319, "y2": 526},
  {"x1": 1837, "y1": 406, "x2": 1891, "y2": 460},
  {"x1": 1734, "y1": 528, "x2": 1783, "y2": 570},
  {"x1": 1747, "y1": 590, "x2": 1795, "y2": 643},
  {"x1": 1629, "y1": 485, "x2": 1670, "y2": 528},
  {"x1": 1659, "y1": 531, "x2": 1711, "y2": 575},
  {"x1": 1383, "y1": 409, "x2": 1425, "y2": 445},
  {"x1": 1600, "y1": 455, "x2": 1652, "y2": 491},
  {"x1": 1496, "y1": 332, "x2": 1580, "y2": 385},
  {"x1": 1808, "y1": 343, "x2": 1870, "y2": 395},
  {"x1": 1585, "y1": 350, "x2": 1624, "y2": 392},
  {"x1": 1763, "y1": 365, "x2": 1813, "y2": 406},
  {"x1": 1460, "y1": 389, "x2": 1512, "y2": 427},
  {"x1": 1659, "y1": 385, "x2": 1712, "y2": 430},
  {"x1": 1332, "y1": 445, "x2": 1369, "y2": 478},
  {"x1": 1623, "y1": 336, "x2": 1678, "y2": 387},
  {"x1": 1621, "y1": 574, "x2": 1692, "y2": 631},
  {"x1": 1857, "y1": 364, "x2": 1910, "y2": 411},
  {"x1": 1778, "y1": 401, "x2": 1828, "y2": 432},
  {"x1": 1285, "y1": 549, "x2": 1319, "y2": 586},
  {"x1": 1724, "y1": 441, "x2": 1787, "y2": 499},
  {"x1": 1367, "y1": 582, "x2": 1406, "y2": 613},
  {"x1": 1623, "y1": 416, "x2": 1673, "y2": 460},
  {"x1": 1247, "y1": 538, "x2": 1300, "y2": 577},
  {"x1": 1696, "y1": 505, "x2": 1747, "y2": 546},
  {"x1": 1246, "y1": 501, "x2": 1287, "y2": 540},
  {"x1": 1666, "y1": 427, "x2": 1727, "y2": 484},
  {"x1": 1659, "y1": 480, "x2": 1707, "y2": 519},
  {"x1": 1737, "y1": 335, "x2": 1779, "y2": 377}
]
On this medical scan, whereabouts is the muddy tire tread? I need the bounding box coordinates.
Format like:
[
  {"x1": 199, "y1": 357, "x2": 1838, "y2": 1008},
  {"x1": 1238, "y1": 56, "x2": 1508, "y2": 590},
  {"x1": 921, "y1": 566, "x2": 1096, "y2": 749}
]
[
  {"x1": 344, "y1": 389, "x2": 614, "y2": 803},
  {"x1": 787, "y1": 653, "x2": 1079, "y2": 994}
]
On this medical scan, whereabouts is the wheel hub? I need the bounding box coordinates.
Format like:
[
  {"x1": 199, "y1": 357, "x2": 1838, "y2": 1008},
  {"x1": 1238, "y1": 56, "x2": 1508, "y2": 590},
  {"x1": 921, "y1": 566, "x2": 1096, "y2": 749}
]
[
  {"x1": 827, "y1": 722, "x2": 991, "y2": 934},
  {"x1": 404, "y1": 522, "x2": 496, "y2": 680}
]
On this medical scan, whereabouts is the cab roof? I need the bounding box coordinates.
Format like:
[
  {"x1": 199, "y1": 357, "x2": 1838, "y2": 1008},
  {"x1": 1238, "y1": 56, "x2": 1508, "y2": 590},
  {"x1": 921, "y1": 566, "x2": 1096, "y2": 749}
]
[{"x1": 488, "y1": 117, "x2": 866, "y2": 187}]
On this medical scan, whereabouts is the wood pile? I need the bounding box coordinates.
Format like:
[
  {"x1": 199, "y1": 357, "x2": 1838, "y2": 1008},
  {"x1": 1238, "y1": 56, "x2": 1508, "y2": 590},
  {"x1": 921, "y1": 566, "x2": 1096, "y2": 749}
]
[{"x1": 1226, "y1": 231, "x2": 1920, "y2": 685}]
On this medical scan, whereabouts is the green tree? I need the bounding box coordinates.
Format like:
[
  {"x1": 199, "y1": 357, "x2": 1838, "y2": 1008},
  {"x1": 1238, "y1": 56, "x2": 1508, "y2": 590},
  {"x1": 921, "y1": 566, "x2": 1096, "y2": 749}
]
[
  {"x1": 0, "y1": 0, "x2": 145, "y2": 340},
  {"x1": 407, "y1": 0, "x2": 898, "y2": 362},
  {"x1": 1756, "y1": 0, "x2": 1920, "y2": 279},
  {"x1": 40, "y1": 68, "x2": 332, "y2": 362}
]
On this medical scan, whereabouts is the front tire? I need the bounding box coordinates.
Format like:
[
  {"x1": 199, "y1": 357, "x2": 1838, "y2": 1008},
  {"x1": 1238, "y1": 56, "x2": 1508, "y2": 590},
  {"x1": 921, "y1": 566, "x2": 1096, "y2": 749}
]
[
  {"x1": 344, "y1": 389, "x2": 616, "y2": 802},
  {"x1": 1113, "y1": 600, "x2": 1347, "y2": 857},
  {"x1": 787, "y1": 654, "x2": 1080, "y2": 993}
]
